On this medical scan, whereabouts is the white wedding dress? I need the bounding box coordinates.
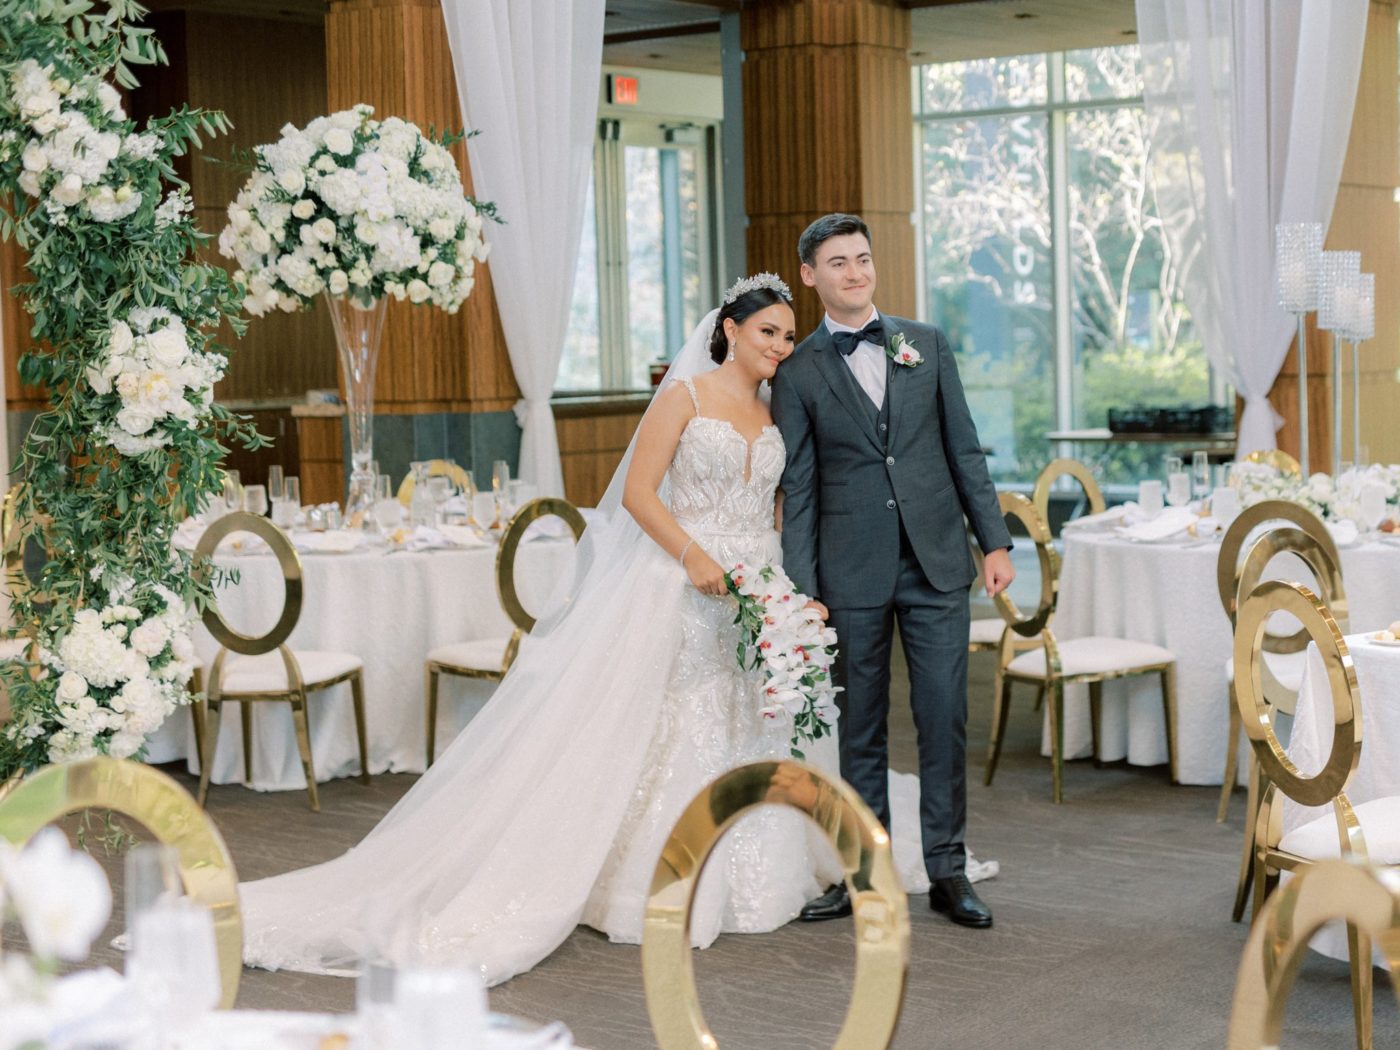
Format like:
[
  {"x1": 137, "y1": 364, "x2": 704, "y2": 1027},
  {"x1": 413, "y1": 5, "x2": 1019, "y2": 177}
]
[{"x1": 240, "y1": 347, "x2": 977, "y2": 987}]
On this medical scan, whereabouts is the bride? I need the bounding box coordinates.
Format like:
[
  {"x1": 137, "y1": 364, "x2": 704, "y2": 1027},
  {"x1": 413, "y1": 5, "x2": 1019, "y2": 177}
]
[{"x1": 240, "y1": 274, "x2": 954, "y2": 986}]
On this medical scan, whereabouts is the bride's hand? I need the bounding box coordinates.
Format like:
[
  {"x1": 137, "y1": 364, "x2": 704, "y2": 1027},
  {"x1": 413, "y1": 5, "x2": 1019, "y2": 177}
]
[
  {"x1": 686, "y1": 549, "x2": 729, "y2": 597},
  {"x1": 803, "y1": 599, "x2": 829, "y2": 620}
]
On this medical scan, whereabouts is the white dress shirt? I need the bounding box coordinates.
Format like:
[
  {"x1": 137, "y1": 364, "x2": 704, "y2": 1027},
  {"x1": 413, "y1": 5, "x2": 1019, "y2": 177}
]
[{"x1": 825, "y1": 308, "x2": 886, "y2": 408}]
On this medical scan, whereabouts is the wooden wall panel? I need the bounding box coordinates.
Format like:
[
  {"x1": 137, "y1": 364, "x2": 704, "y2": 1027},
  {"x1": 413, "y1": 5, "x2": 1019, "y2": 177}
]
[
  {"x1": 556, "y1": 407, "x2": 646, "y2": 508},
  {"x1": 325, "y1": 0, "x2": 518, "y2": 414},
  {"x1": 741, "y1": 0, "x2": 915, "y2": 337},
  {"x1": 1270, "y1": 1, "x2": 1399, "y2": 472},
  {"x1": 294, "y1": 414, "x2": 346, "y2": 506}
]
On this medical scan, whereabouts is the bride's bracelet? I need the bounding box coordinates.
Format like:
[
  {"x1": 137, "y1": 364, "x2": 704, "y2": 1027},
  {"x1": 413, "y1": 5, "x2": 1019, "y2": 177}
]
[{"x1": 678, "y1": 538, "x2": 696, "y2": 568}]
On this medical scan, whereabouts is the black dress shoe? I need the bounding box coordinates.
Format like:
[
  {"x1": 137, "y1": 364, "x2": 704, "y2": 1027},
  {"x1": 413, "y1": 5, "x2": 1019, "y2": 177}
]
[
  {"x1": 929, "y1": 874, "x2": 993, "y2": 928},
  {"x1": 799, "y1": 883, "x2": 851, "y2": 922}
]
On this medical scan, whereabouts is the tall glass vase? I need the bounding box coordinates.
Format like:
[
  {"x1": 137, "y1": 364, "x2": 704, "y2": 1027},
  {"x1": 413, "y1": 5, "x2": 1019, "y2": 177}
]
[{"x1": 325, "y1": 292, "x2": 388, "y2": 531}]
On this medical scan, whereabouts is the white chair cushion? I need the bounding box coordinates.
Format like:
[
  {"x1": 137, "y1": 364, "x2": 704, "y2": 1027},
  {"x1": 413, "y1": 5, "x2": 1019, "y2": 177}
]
[
  {"x1": 1223, "y1": 650, "x2": 1307, "y2": 693},
  {"x1": 969, "y1": 618, "x2": 1005, "y2": 646},
  {"x1": 1006, "y1": 637, "x2": 1174, "y2": 678},
  {"x1": 428, "y1": 637, "x2": 512, "y2": 673},
  {"x1": 219, "y1": 650, "x2": 362, "y2": 693},
  {"x1": 1278, "y1": 796, "x2": 1400, "y2": 866}
]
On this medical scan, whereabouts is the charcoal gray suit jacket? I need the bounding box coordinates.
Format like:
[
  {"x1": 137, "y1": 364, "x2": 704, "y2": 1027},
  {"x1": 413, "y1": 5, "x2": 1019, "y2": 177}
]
[{"x1": 772, "y1": 314, "x2": 1012, "y2": 608}]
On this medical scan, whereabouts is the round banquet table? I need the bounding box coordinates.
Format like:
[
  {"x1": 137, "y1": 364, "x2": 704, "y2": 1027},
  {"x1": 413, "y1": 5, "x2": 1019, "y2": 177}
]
[
  {"x1": 143, "y1": 538, "x2": 577, "y2": 791},
  {"x1": 1051, "y1": 530, "x2": 1400, "y2": 785}
]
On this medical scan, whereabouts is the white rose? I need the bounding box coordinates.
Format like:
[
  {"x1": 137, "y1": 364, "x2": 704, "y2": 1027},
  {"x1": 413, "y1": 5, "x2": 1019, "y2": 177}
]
[
  {"x1": 51, "y1": 173, "x2": 83, "y2": 206},
  {"x1": 328, "y1": 269, "x2": 349, "y2": 295},
  {"x1": 17, "y1": 170, "x2": 40, "y2": 196},
  {"x1": 21, "y1": 142, "x2": 48, "y2": 173},
  {"x1": 116, "y1": 406, "x2": 156, "y2": 436},
  {"x1": 108, "y1": 320, "x2": 134, "y2": 356},
  {"x1": 427, "y1": 260, "x2": 456, "y2": 288},
  {"x1": 115, "y1": 372, "x2": 139, "y2": 399},
  {"x1": 277, "y1": 168, "x2": 306, "y2": 195},
  {"x1": 249, "y1": 225, "x2": 273, "y2": 254},
  {"x1": 312, "y1": 217, "x2": 337, "y2": 243},
  {"x1": 292, "y1": 198, "x2": 315, "y2": 220},
  {"x1": 56, "y1": 671, "x2": 88, "y2": 701},
  {"x1": 324, "y1": 127, "x2": 354, "y2": 155},
  {"x1": 428, "y1": 216, "x2": 456, "y2": 242},
  {"x1": 407, "y1": 279, "x2": 431, "y2": 303},
  {"x1": 146, "y1": 325, "x2": 188, "y2": 368}
]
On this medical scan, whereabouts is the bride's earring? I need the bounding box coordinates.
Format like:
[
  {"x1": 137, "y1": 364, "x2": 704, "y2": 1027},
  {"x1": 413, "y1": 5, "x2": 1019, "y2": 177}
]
[{"x1": 727, "y1": 342, "x2": 736, "y2": 362}]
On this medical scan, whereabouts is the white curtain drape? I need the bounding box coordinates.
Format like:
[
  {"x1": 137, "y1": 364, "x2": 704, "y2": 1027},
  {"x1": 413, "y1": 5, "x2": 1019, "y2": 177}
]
[
  {"x1": 1136, "y1": 0, "x2": 1368, "y2": 457},
  {"x1": 439, "y1": 0, "x2": 606, "y2": 496}
]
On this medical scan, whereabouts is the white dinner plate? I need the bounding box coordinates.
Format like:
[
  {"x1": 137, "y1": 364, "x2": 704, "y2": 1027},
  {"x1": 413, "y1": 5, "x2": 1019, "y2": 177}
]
[{"x1": 1367, "y1": 634, "x2": 1400, "y2": 647}]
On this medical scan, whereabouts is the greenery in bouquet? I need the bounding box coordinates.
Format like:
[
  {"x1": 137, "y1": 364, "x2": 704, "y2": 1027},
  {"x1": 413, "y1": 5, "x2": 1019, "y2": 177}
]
[
  {"x1": 218, "y1": 105, "x2": 497, "y2": 314},
  {"x1": 0, "y1": 0, "x2": 263, "y2": 777},
  {"x1": 726, "y1": 562, "x2": 840, "y2": 760}
]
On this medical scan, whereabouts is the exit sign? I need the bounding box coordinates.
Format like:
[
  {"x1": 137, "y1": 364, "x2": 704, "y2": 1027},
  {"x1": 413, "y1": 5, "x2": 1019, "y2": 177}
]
[{"x1": 608, "y1": 74, "x2": 639, "y2": 106}]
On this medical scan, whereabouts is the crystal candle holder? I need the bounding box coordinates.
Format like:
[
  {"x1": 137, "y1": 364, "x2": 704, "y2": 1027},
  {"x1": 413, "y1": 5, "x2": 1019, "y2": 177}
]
[
  {"x1": 1275, "y1": 222, "x2": 1322, "y2": 312},
  {"x1": 1317, "y1": 250, "x2": 1360, "y2": 331}
]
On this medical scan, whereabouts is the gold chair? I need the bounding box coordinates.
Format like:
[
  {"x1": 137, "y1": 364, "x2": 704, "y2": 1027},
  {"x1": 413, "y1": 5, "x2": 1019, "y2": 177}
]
[
  {"x1": 0, "y1": 757, "x2": 242, "y2": 1008},
  {"x1": 1031, "y1": 457, "x2": 1106, "y2": 533},
  {"x1": 193, "y1": 511, "x2": 369, "y2": 811},
  {"x1": 1243, "y1": 448, "x2": 1303, "y2": 476},
  {"x1": 643, "y1": 760, "x2": 908, "y2": 1049},
  {"x1": 424, "y1": 497, "x2": 586, "y2": 765},
  {"x1": 1235, "y1": 579, "x2": 1400, "y2": 1049},
  {"x1": 1228, "y1": 856, "x2": 1400, "y2": 1050},
  {"x1": 396, "y1": 458, "x2": 474, "y2": 508},
  {"x1": 985, "y1": 493, "x2": 1178, "y2": 803},
  {"x1": 1216, "y1": 500, "x2": 1347, "y2": 922}
]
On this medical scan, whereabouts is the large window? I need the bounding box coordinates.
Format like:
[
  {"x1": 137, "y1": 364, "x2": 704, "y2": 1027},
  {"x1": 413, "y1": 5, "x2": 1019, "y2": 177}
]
[
  {"x1": 558, "y1": 119, "x2": 717, "y2": 392},
  {"x1": 918, "y1": 47, "x2": 1214, "y2": 487}
]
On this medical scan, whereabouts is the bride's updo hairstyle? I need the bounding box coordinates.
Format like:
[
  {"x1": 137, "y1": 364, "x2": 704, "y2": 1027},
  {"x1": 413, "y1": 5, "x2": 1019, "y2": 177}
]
[{"x1": 708, "y1": 272, "x2": 793, "y2": 364}]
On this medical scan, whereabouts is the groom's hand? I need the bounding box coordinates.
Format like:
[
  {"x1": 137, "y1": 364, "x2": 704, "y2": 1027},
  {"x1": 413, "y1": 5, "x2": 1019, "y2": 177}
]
[
  {"x1": 984, "y1": 548, "x2": 1015, "y2": 598},
  {"x1": 803, "y1": 599, "x2": 829, "y2": 620}
]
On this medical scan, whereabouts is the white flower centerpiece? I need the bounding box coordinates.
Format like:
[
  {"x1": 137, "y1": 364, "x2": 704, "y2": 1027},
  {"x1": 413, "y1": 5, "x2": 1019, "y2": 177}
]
[
  {"x1": 726, "y1": 563, "x2": 840, "y2": 759},
  {"x1": 219, "y1": 105, "x2": 497, "y2": 527}
]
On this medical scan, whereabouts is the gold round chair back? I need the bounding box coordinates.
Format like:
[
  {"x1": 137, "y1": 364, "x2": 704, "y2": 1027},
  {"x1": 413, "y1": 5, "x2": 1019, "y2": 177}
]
[
  {"x1": 992, "y1": 492, "x2": 1057, "y2": 638},
  {"x1": 194, "y1": 511, "x2": 304, "y2": 656},
  {"x1": 1242, "y1": 449, "x2": 1302, "y2": 476},
  {"x1": 1031, "y1": 458, "x2": 1105, "y2": 530},
  {"x1": 497, "y1": 497, "x2": 587, "y2": 634},
  {"x1": 395, "y1": 459, "x2": 474, "y2": 508},
  {"x1": 1228, "y1": 856, "x2": 1400, "y2": 1049},
  {"x1": 1217, "y1": 500, "x2": 1342, "y2": 640},
  {"x1": 1233, "y1": 580, "x2": 1359, "y2": 807},
  {"x1": 642, "y1": 761, "x2": 909, "y2": 1050},
  {"x1": 0, "y1": 757, "x2": 242, "y2": 1008}
]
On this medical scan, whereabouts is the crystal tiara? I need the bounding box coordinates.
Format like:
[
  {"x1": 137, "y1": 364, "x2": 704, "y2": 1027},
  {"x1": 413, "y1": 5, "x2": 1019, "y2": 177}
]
[{"x1": 722, "y1": 272, "x2": 792, "y2": 305}]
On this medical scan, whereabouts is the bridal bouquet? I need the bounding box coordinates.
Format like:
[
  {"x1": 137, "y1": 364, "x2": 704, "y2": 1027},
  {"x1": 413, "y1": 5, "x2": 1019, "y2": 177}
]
[
  {"x1": 218, "y1": 104, "x2": 492, "y2": 314},
  {"x1": 726, "y1": 563, "x2": 840, "y2": 759}
]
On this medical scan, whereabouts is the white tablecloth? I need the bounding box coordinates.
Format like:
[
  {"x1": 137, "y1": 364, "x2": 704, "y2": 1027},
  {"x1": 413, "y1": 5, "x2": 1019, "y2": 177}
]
[
  {"x1": 144, "y1": 540, "x2": 577, "y2": 791},
  {"x1": 1285, "y1": 634, "x2": 1400, "y2": 965},
  {"x1": 1052, "y1": 531, "x2": 1400, "y2": 785}
]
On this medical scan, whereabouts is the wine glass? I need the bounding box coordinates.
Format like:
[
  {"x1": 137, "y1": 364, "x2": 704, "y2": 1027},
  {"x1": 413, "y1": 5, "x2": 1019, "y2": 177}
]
[
  {"x1": 1191, "y1": 451, "x2": 1212, "y2": 501},
  {"x1": 426, "y1": 475, "x2": 452, "y2": 525},
  {"x1": 267, "y1": 465, "x2": 285, "y2": 504},
  {"x1": 472, "y1": 491, "x2": 498, "y2": 531},
  {"x1": 1165, "y1": 472, "x2": 1191, "y2": 508},
  {"x1": 221, "y1": 470, "x2": 242, "y2": 514},
  {"x1": 129, "y1": 899, "x2": 222, "y2": 1038},
  {"x1": 492, "y1": 459, "x2": 511, "y2": 494},
  {"x1": 126, "y1": 843, "x2": 182, "y2": 950}
]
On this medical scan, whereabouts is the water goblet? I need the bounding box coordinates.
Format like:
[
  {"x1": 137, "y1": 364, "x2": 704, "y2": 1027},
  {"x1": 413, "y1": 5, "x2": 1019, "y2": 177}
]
[
  {"x1": 426, "y1": 475, "x2": 452, "y2": 525},
  {"x1": 128, "y1": 898, "x2": 222, "y2": 1039},
  {"x1": 492, "y1": 459, "x2": 511, "y2": 494},
  {"x1": 125, "y1": 843, "x2": 182, "y2": 951},
  {"x1": 243, "y1": 484, "x2": 269, "y2": 518},
  {"x1": 1165, "y1": 472, "x2": 1191, "y2": 508},
  {"x1": 472, "y1": 491, "x2": 499, "y2": 531},
  {"x1": 1138, "y1": 479, "x2": 1164, "y2": 517},
  {"x1": 1191, "y1": 451, "x2": 1211, "y2": 500},
  {"x1": 283, "y1": 476, "x2": 301, "y2": 510},
  {"x1": 1164, "y1": 455, "x2": 1183, "y2": 480}
]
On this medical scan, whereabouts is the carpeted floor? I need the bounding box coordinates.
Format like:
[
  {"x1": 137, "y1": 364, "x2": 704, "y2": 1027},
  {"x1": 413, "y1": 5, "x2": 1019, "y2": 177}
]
[{"x1": 61, "y1": 628, "x2": 1396, "y2": 1049}]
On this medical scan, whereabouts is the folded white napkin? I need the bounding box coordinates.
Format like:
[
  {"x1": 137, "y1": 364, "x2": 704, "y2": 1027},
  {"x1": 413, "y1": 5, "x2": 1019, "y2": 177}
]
[
  {"x1": 1327, "y1": 519, "x2": 1360, "y2": 548},
  {"x1": 1118, "y1": 507, "x2": 1197, "y2": 543},
  {"x1": 523, "y1": 517, "x2": 572, "y2": 542},
  {"x1": 293, "y1": 529, "x2": 364, "y2": 554},
  {"x1": 1062, "y1": 504, "x2": 1133, "y2": 532}
]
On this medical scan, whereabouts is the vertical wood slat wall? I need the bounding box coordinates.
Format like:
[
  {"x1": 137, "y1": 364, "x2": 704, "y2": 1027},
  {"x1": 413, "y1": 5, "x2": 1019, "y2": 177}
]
[
  {"x1": 1270, "y1": 0, "x2": 1398, "y2": 471},
  {"x1": 324, "y1": 0, "x2": 517, "y2": 416},
  {"x1": 741, "y1": 0, "x2": 915, "y2": 337}
]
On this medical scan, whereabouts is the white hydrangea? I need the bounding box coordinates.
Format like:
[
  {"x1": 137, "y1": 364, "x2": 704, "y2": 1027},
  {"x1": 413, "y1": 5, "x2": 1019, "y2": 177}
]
[{"x1": 219, "y1": 105, "x2": 489, "y2": 316}]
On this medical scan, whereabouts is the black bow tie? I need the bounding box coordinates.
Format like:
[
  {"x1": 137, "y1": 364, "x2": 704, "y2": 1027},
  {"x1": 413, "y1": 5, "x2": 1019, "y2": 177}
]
[{"x1": 831, "y1": 320, "x2": 884, "y2": 356}]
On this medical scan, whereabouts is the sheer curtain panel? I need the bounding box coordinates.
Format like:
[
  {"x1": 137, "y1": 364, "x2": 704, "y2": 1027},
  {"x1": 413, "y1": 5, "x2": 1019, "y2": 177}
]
[
  {"x1": 1136, "y1": 0, "x2": 1367, "y2": 457},
  {"x1": 440, "y1": 0, "x2": 606, "y2": 496}
]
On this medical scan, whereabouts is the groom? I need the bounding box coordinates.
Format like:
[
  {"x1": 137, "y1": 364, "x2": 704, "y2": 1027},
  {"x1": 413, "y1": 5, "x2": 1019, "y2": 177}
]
[{"x1": 772, "y1": 213, "x2": 1014, "y2": 928}]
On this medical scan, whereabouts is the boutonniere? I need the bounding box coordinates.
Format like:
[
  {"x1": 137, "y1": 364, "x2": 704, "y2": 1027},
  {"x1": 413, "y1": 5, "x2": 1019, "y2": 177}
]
[{"x1": 887, "y1": 332, "x2": 923, "y2": 368}]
